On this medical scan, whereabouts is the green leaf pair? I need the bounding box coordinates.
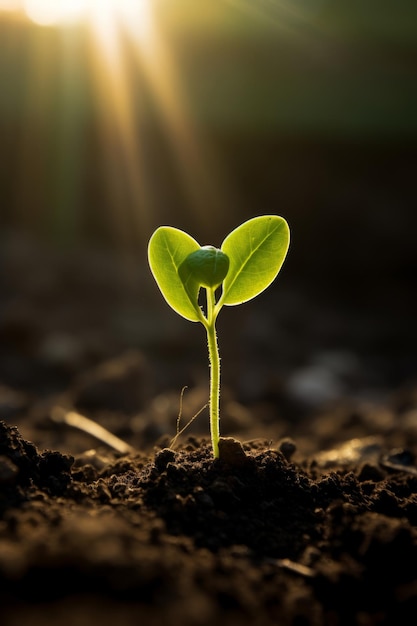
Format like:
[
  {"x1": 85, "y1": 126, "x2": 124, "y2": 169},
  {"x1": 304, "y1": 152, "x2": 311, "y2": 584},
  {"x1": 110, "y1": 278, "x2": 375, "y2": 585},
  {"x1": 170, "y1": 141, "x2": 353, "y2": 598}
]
[
  {"x1": 148, "y1": 215, "x2": 290, "y2": 322},
  {"x1": 148, "y1": 214, "x2": 290, "y2": 458}
]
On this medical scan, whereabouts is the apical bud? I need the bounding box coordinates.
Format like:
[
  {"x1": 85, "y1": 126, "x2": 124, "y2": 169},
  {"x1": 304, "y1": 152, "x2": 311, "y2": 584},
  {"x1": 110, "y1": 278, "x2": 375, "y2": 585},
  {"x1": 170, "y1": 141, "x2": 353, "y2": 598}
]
[{"x1": 180, "y1": 246, "x2": 230, "y2": 288}]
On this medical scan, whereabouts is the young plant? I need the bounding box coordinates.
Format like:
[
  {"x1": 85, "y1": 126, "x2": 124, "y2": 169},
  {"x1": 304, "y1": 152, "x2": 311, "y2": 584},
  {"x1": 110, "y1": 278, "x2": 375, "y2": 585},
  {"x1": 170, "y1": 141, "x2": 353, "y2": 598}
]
[{"x1": 148, "y1": 215, "x2": 290, "y2": 458}]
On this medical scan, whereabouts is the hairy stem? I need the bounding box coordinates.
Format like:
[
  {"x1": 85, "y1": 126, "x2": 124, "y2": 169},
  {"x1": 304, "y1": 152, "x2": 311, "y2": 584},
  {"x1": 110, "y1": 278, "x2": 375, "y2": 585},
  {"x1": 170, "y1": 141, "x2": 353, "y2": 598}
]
[{"x1": 205, "y1": 287, "x2": 220, "y2": 458}]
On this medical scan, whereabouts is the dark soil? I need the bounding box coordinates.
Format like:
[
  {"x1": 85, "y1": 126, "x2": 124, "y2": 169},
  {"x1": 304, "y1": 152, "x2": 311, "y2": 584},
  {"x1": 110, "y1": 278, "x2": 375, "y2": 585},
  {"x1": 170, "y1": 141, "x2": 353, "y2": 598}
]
[{"x1": 1, "y1": 232, "x2": 417, "y2": 626}]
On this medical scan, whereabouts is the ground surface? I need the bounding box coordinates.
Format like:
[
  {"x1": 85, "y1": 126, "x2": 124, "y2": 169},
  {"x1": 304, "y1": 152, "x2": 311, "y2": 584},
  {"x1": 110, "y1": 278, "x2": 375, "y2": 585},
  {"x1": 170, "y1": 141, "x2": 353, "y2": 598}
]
[{"x1": 1, "y1": 232, "x2": 417, "y2": 625}]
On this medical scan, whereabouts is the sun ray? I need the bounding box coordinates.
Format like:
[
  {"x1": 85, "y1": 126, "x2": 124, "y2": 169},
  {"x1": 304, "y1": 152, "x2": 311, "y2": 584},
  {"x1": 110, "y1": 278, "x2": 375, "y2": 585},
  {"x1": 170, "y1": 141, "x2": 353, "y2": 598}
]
[
  {"x1": 1, "y1": 0, "x2": 236, "y2": 252},
  {"x1": 84, "y1": 0, "x2": 158, "y2": 249}
]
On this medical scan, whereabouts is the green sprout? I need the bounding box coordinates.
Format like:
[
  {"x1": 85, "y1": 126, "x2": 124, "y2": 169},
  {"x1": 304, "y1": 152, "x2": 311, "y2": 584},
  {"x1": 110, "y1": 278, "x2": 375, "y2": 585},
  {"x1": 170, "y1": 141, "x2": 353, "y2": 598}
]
[{"x1": 148, "y1": 215, "x2": 290, "y2": 458}]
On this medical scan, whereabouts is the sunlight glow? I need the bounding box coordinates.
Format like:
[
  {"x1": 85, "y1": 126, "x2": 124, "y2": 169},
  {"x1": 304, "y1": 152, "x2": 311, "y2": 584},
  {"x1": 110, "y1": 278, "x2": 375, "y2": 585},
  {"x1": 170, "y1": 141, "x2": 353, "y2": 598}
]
[
  {"x1": 24, "y1": 0, "x2": 86, "y2": 26},
  {"x1": 0, "y1": 0, "x2": 23, "y2": 10},
  {"x1": 1, "y1": 0, "x2": 232, "y2": 250},
  {"x1": 22, "y1": 0, "x2": 151, "y2": 28}
]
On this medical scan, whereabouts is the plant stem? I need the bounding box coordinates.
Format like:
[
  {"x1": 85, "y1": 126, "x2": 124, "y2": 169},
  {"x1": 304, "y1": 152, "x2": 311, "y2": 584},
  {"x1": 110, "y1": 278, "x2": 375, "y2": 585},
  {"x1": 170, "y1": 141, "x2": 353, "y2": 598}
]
[{"x1": 205, "y1": 287, "x2": 220, "y2": 458}]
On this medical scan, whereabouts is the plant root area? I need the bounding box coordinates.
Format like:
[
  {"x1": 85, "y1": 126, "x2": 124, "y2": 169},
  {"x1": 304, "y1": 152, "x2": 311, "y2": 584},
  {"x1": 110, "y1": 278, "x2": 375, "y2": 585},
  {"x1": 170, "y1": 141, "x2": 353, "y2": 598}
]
[{"x1": 1, "y1": 233, "x2": 417, "y2": 625}]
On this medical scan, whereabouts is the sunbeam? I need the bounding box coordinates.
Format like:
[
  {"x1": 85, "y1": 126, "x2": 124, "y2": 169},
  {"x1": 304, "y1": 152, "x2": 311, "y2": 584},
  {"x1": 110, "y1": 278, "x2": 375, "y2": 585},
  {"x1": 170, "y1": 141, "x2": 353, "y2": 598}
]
[{"x1": 1, "y1": 0, "x2": 234, "y2": 252}]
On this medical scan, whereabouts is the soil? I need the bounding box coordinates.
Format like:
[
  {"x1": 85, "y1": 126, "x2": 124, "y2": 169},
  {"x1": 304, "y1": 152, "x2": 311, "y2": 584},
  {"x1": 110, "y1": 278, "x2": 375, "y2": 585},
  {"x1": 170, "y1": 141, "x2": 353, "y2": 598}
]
[{"x1": 1, "y1": 232, "x2": 417, "y2": 626}]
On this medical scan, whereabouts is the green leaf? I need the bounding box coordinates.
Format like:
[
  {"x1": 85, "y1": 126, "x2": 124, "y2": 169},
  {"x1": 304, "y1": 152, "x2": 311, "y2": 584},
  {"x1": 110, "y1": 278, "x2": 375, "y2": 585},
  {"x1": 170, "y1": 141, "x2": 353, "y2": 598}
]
[
  {"x1": 220, "y1": 215, "x2": 290, "y2": 306},
  {"x1": 148, "y1": 226, "x2": 201, "y2": 322},
  {"x1": 180, "y1": 246, "x2": 230, "y2": 289}
]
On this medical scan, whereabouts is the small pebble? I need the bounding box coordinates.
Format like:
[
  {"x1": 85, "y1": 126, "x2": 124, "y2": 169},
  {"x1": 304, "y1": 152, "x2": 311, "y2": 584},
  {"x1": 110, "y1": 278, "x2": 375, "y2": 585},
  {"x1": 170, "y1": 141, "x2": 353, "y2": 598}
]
[
  {"x1": 278, "y1": 438, "x2": 297, "y2": 461},
  {"x1": 218, "y1": 437, "x2": 247, "y2": 467},
  {"x1": 154, "y1": 448, "x2": 176, "y2": 471}
]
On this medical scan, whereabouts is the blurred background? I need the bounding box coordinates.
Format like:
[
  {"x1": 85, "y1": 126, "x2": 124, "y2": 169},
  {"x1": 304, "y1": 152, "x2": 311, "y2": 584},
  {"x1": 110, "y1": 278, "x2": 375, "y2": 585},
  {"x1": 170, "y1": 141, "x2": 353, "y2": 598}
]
[{"x1": 1, "y1": 0, "x2": 417, "y2": 451}]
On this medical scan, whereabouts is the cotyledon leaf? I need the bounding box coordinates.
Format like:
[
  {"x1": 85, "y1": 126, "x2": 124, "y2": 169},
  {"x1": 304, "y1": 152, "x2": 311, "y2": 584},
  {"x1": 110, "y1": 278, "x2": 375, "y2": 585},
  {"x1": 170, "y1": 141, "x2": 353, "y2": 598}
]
[
  {"x1": 148, "y1": 226, "x2": 201, "y2": 322},
  {"x1": 220, "y1": 215, "x2": 290, "y2": 306}
]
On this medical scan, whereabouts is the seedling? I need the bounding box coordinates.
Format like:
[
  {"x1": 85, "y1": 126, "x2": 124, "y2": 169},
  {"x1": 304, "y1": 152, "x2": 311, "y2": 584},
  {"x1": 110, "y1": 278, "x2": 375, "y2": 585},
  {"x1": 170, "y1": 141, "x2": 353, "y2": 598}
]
[{"x1": 148, "y1": 215, "x2": 290, "y2": 458}]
